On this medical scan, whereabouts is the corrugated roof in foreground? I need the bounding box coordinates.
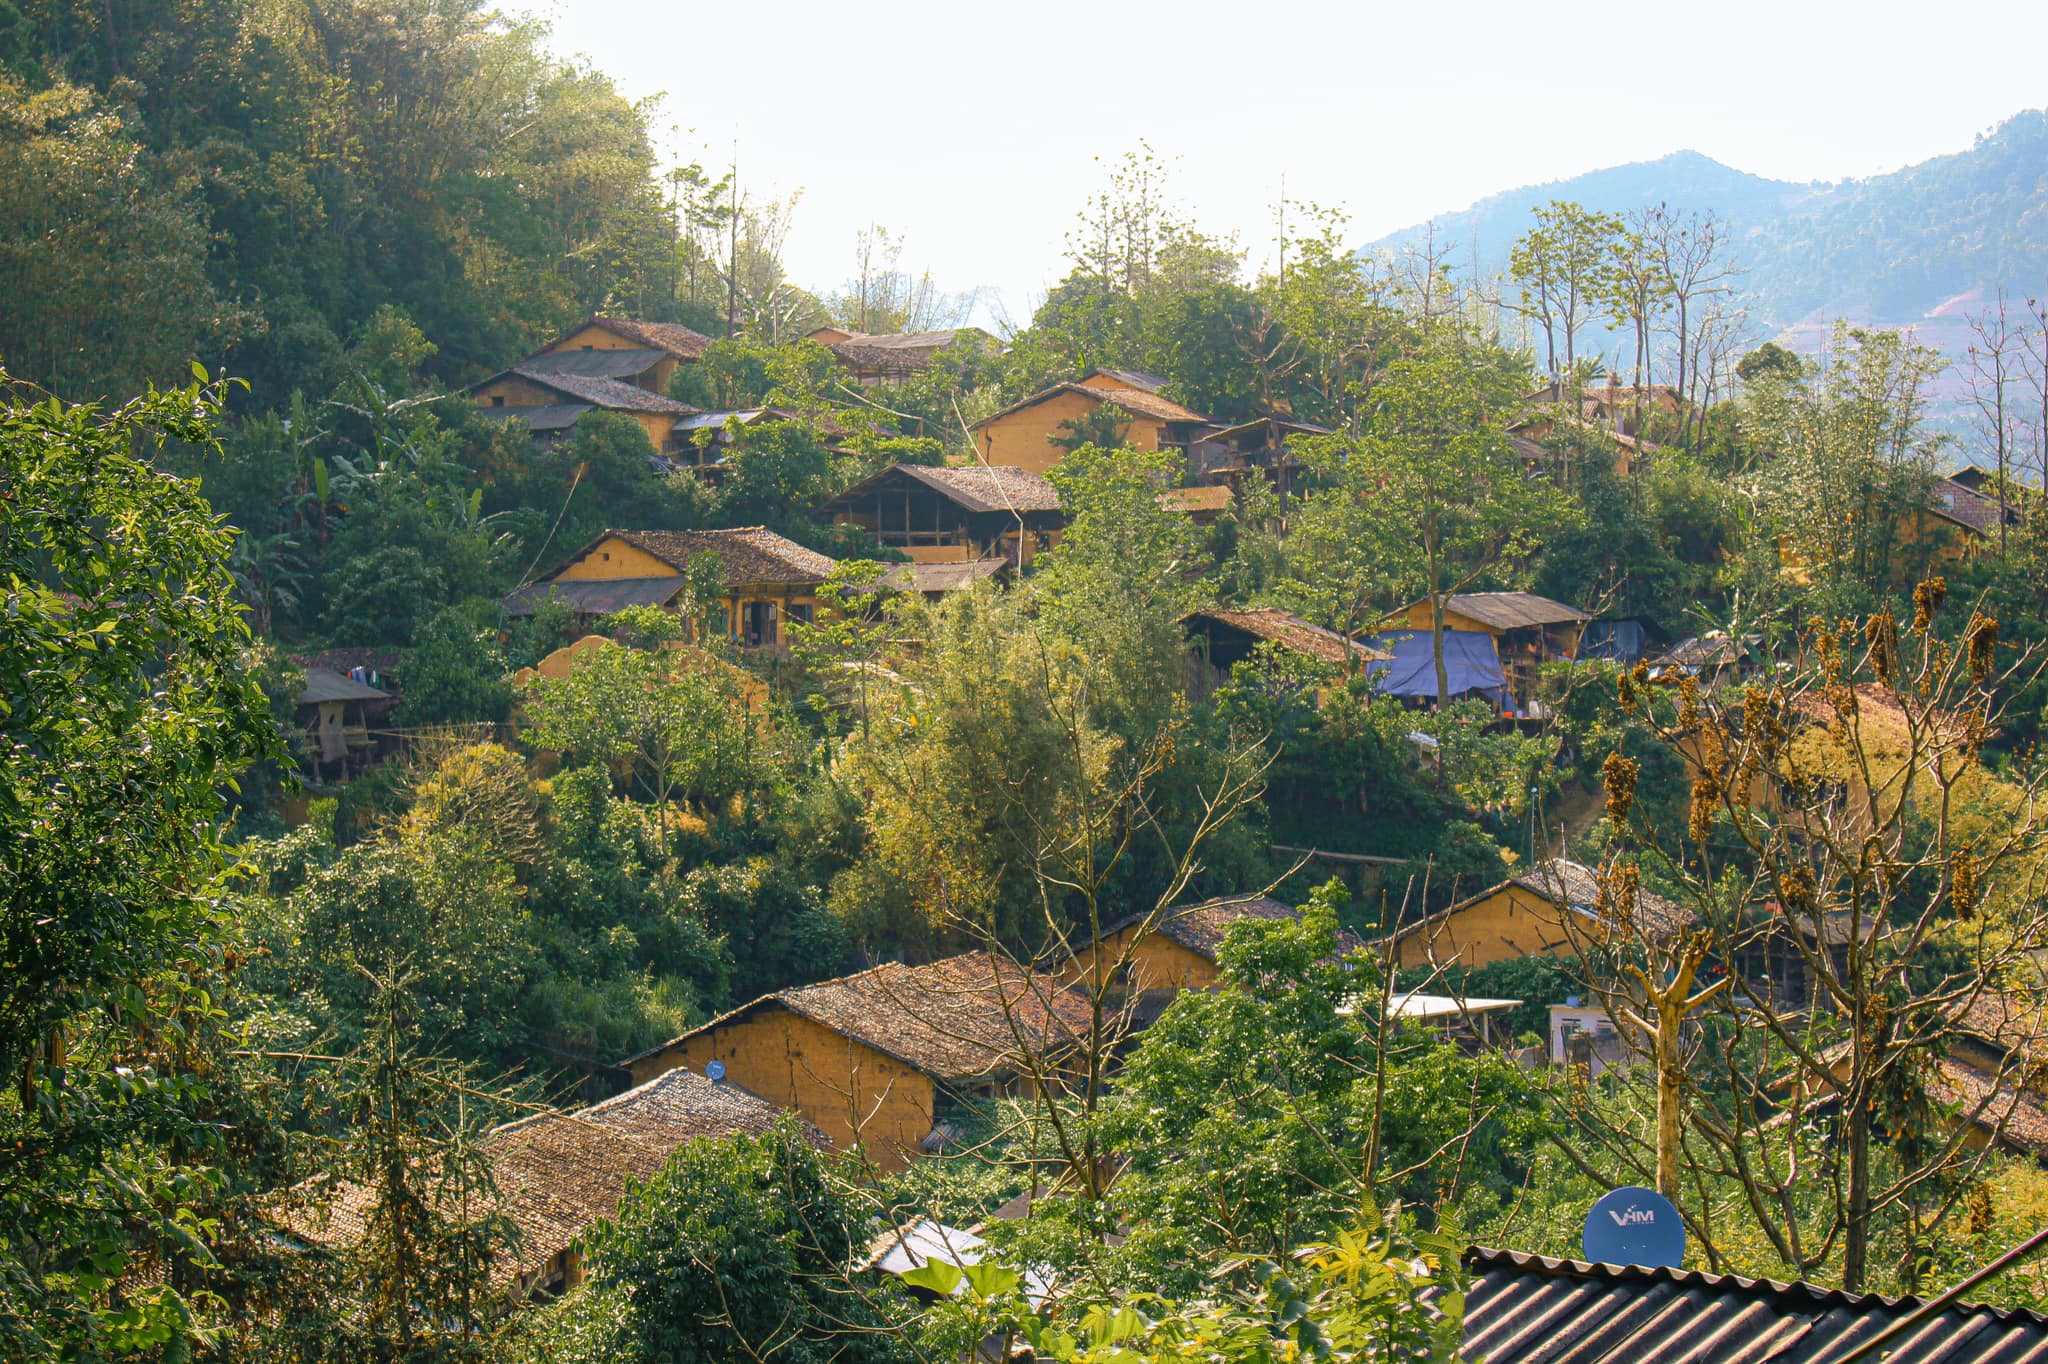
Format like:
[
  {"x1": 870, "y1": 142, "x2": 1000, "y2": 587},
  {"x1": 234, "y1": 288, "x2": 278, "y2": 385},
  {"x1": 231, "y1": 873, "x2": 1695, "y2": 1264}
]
[{"x1": 1463, "y1": 1246, "x2": 2048, "y2": 1364}]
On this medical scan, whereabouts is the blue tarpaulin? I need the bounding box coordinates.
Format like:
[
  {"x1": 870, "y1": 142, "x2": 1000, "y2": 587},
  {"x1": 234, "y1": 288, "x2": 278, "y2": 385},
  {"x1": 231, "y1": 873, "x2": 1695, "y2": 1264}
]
[
  {"x1": 1580, "y1": 619, "x2": 1646, "y2": 664},
  {"x1": 1364, "y1": 629, "x2": 1511, "y2": 706}
]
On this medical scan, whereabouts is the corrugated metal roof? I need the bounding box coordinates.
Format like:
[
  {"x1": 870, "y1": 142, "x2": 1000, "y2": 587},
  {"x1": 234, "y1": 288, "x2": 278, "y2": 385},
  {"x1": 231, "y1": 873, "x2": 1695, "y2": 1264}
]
[
  {"x1": 515, "y1": 347, "x2": 667, "y2": 380},
  {"x1": 877, "y1": 559, "x2": 1011, "y2": 593},
  {"x1": 502, "y1": 575, "x2": 687, "y2": 617},
  {"x1": 1462, "y1": 1247, "x2": 2048, "y2": 1364},
  {"x1": 1442, "y1": 591, "x2": 1592, "y2": 630},
  {"x1": 296, "y1": 669, "x2": 391, "y2": 704},
  {"x1": 480, "y1": 402, "x2": 590, "y2": 432}
]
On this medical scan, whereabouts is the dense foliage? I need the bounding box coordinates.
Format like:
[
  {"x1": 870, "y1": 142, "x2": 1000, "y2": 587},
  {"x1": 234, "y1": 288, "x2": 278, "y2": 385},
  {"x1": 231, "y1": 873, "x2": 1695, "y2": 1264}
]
[{"x1": 6, "y1": 9, "x2": 2048, "y2": 1362}]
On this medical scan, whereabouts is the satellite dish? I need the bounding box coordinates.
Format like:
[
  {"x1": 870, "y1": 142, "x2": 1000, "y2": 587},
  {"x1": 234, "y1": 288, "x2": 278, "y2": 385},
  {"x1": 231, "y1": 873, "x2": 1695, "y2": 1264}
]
[
  {"x1": 705, "y1": 1060, "x2": 727, "y2": 1082},
  {"x1": 1583, "y1": 1186, "x2": 1684, "y2": 1268}
]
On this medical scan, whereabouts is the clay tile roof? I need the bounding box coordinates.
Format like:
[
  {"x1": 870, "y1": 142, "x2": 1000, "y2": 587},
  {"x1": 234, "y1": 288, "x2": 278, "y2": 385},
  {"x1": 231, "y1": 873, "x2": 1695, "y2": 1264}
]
[
  {"x1": 1442, "y1": 591, "x2": 1591, "y2": 630},
  {"x1": 1079, "y1": 385, "x2": 1211, "y2": 424},
  {"x1": 1089, "y1": 369, "x2": 1170, "y2": 393},
  {"x1": 630, "y1": 953, "x2": 1091, "y2": 1085},
  {"x1": 1157, "y1": 485, "x2": 1235, "y2": 514},
  {"x1": 1949, "y1": 990, "x2": 2048, "y2": 1059},
  {"x1": 1185, "y1": 607, "x2": 1390, "y2": 666},
  {"x1": 481, "y1": 402, "x2": 590, "y2": 432},
  {"x1": 591, "y1": 527, "x2": 838, "y2": 586},
  {"x1": 1927, "y1": 477, "x2": 2012, "y2": 536},
  {"x1": 972, "y1": 381, "x2": 1211, "y2": 431},
  {"x1": 586, "y1": 316, "x2": 716, "y2": 359},
  {"x1": 901, "y1": 463, "x2": 1063, "y2": 514},
  {"x1": 284, "y1": 1067, "x2": 792, "y2": 1291},
  {"x1": 1096, "y1": 894, "x2": 1296, "y2": 959},
  {"x1": 1508, "y1": 858, "x2": 1690, "y2": 937},
  {"x1": 507, "y1": 366, "x2": 700, "y2": 415},
  {"x1": 1462, "y1": 1245, "x2": 2048, "y2": 1364},
  {"x1": 1926, "y1": 1057, "x2": 2048, "y2": 1156}
]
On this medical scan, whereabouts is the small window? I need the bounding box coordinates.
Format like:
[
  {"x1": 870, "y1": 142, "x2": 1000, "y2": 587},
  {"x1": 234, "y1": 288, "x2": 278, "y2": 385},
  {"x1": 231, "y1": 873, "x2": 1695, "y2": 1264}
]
[{"x1": 491, "y1": 395, "x2": 505, "y2": 407}]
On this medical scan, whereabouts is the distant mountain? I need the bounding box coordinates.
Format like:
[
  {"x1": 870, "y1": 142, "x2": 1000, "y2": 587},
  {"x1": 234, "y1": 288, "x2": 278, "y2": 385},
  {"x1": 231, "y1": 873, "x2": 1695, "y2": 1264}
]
[{"x1": 1370, "y1": 110, "x2": 2048, "y2": 373}]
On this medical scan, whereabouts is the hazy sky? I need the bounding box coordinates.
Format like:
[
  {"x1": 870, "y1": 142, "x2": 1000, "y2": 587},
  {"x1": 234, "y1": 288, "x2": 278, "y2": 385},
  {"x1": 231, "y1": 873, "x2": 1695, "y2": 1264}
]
[{"x1": 529, "y1": 0, "x2": 2048, "y2": 327}]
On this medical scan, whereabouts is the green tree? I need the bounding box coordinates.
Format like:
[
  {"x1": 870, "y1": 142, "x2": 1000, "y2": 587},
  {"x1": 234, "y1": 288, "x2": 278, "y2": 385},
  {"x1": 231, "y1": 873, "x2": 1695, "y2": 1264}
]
[
  {"x1": 1746, "y1": 322, "x2": 1949, "y2": 612},
  {"x1": 1506, "y1": 200, "x2": 1623, "y2": 378},
  {"x1": 398, "y1": 602, "x2": 514, "y2": 727},
  {"x1": 1, "y1": 373, "x2": 281, "y2": 1357},
  {"x1": 306, "y1": 972, "x2": 516, "y2": 1362},
  {"x1": 0, "y1": 78, "x2": 246, "y2": 399},
  {"x1": 518, "y1": 638, "x2": 773, "y2": 855},
  {"x1": 514, "y1": 1121, "x2": 907, "y2": 1364},
  {"x1": 1291, "y1": 344, "x2": 1572, "y2": 707}
]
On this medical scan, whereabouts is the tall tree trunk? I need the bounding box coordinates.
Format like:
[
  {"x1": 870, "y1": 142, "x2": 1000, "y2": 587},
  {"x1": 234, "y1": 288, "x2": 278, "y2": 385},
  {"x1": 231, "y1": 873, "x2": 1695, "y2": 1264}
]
[
  {"x1": 1844, "y1": 1083, "x2": 1872, "y2": 1290},
  {"x1": 1431, "y1": 592, "x2": 1450, "y2": 710}
]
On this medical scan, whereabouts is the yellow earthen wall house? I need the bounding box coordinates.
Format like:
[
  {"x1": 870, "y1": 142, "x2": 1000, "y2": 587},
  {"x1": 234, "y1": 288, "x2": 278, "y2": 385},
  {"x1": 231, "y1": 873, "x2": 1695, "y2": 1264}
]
[
  {"x1": 626, "y1": 1009, "x2": 938, "y2": 1170},
  {"x1": 511, "y1": 529, "x2": 834, "y2": 649},
  {"x1": 1067, "y1": 926, "x2": 1223, "y2": 999},
  {"x1": 974, "y1": 388, "x2": 1174, "y2": 475},
  {"x1": 619, "y1": 954, "x2": 1087, "y2": 1175},
  {"x1": 542, "y1": 320, "x2": 682, "y2": 391},
  {"x1": 1387, "y1": 881, "x2": 1579, "y2": 970},
  {"x1": 1385, "y1": 860, "x2": 1687, "y2": 971},
  {"x1": 470, "y1": 372, "x2": 683, "y2": 450}
]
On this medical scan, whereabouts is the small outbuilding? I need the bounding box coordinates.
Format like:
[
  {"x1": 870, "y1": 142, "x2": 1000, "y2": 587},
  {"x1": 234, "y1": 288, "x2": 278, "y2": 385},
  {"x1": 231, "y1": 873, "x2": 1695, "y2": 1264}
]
[
  {"x1": 293, "y1": 668, "x2": 392, "y2": 784},
  {"x1": 1389, "y1": 592, "x2": 1589, "y2": 703}
]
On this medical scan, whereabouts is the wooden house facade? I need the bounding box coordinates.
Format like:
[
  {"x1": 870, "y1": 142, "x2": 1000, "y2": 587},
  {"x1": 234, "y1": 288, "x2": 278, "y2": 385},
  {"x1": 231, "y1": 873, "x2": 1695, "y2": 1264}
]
[
  {"x1": 1187, "y1": 416, "x2": 1331, "y2": 503},
  {"x1": 503, "y1": 527, "x2": 836, "y2": 649},
  {"x1": 817, "y1": 462, "x2": 1064, "y2": 566},
  {"x1": 620, "y1": 953, "x2": 1089, "y2": 1171},
  {"x1": 1383, "y1": 859, "x2": 1688, "y2": 971}
]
